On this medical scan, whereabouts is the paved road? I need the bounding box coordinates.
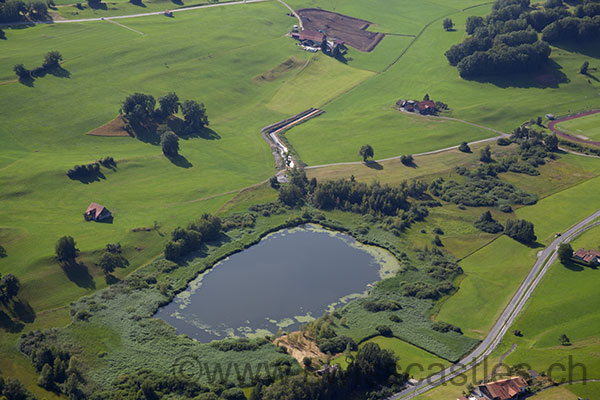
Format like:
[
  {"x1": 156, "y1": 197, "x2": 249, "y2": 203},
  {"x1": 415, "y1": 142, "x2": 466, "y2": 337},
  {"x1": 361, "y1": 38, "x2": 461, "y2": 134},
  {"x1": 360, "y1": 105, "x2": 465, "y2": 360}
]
[
  {"x1": 389, "y1": 211, "x2": 600, "y2": 399},
  {"x1": 0, "y1": 0, "x2": 270, "y2": 26}
]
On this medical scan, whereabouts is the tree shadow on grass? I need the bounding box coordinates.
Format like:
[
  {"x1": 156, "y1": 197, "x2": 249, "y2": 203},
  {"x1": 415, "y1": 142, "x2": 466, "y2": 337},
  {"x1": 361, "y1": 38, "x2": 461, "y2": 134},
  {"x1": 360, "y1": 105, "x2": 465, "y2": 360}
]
[
  {"x1": 364, "y1": 160, "x2": 383, "y2": 170},
  {"x1": 553, "y1": 40, "x2": 600, "y2": 59},
  {"x1": 0, "y1": 310, "x2": 24, "y2": 333},
  {"x1": 465, "y1": 60, "x2": 569, "y2": 89},
  {"x1": 18, "y1": 76, "x2": 35, "y2": 87},
  {"x1": 11, "y1": 298, "x2": 36, "y2": 323},
  {"x1": 171, "y1": 0, "x2": 183, "y2": 4},
  {"x1": 70, "y1": 170, "x2": 106, "y2": 184},
  {"x1": 166, "y1": 153, "x2": 192, "y2": 168},
  {"x1": 48, "y1": 65, "x2": 71, "y2": 79},
  {"x1": 61, "y1": 262, "x2": 96, "y2": 289},
  {"x1": 562, "y1": 260, "x2": 584, "y2": 271},
  {"x1": 129, "y1": 0, "x2": 146, "y2": 7},
  {"x1": 0, "y1": 29, "x2": 6, "y2": 40}
]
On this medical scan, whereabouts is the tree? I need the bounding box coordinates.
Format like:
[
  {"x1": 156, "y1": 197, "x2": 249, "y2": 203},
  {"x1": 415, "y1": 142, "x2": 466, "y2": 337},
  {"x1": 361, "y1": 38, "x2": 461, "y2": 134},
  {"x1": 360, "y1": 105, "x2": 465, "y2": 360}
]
[
  {"x1": 157, "y1": 92, "x2": 179, "y2": 117},
  {"x1": 465, "y1": 15, "x2": 484, "y2": 34},
  {"x1": 505, "y1": 219, "x2": 536, "y2": 244},
  {"x1": 160, "y1": 131, "x2": 179, "y2": 156},
  {"x1": 375, "y1": 325, "x2": 393, "y2": 337},
  {"x1": 359, "y1": 144, "x2": 374, "y2": 162},
  {"x1": 400, "y1": 154, "x2": 414, "y2": 166},
  {"x1": 559, "y1": 333, "x2": 570, "y2": 346},
  {"x1": 37, "y1": 363, "x2": 54, "y2": 389},
  {"x1": 557, "y1": 243, "x2": 573, "y2": 264},
  {"x1": 278, "y1": 183, "x2": 303, "y2": 206},
  {"x1": 443, "y1": 18, "x2": 454, "y2": 31},
  {"x1": 97, "y1": 252, "x2": 128, "y2": 275},
  {"x1": 474, "y1": 210, "x2": 504, "y2": 233},
  {"x1": 432, "y1": 235, "x2": 443, "y2": 247},
  {"x1": 181, "y1": 100, "x2": 209, "y2": 132},
  {"x1": 302, "y1": 356, "x2": 312, "y2": 368},
  {"x1": 42, "y1": 51, "x2": 62, "y2": 69},
  {"x1": 536, "y1": 116, "x2": 543, "y2": 126},
  {"x1": 13, "y1": 64, "x2": 31, "y2": 80},
  {"x1": 320, "y1": 36, "x2": 328, "y2": 54},
  {"x1": 30, "y1": 1, "x2": 48, "y2": 17},
  {"x1": 55, "y1": 236, "x2": 79, "y2": 264},
  {"x1": 580, "y1": 61, "x2": 589, "y2": 74},
  {"x1": 479, "y1": 145, "x2": 492, "y2": 163},
  {"x1": 0, "y1": 245, "x2": 6, "y2": 258},
  {"x1": 121, "y1": 93, "x2": 156, "y2": 124},
  {"x1": 544, "y1": 133, "x2": 558, "y2": 151},
  {"x1": 458, "y1": 141, "x2": 471, "y2": 153},
  {"x1": 0, "y1": 273, "x2": 21, "y2": 300}
]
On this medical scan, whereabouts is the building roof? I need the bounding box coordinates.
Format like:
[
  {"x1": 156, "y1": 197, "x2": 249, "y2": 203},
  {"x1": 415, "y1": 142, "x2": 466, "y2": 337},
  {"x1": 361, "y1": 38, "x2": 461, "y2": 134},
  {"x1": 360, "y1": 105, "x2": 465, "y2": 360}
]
[
  {"x1": 480, "y1": 376, "x2": 528, "y2": 400},
  {"x1": 417, "y1": 100, "x2": 436, "y2": 111},
  {"x1": 574, "y1": 248, "x2": 600, "y2": 262},
  {"x1": 299, "y1": 30, "x2": 324, "y2": 43},
  {"x1": 85, "y1": 202, "x2": 109, "y2": 219}
]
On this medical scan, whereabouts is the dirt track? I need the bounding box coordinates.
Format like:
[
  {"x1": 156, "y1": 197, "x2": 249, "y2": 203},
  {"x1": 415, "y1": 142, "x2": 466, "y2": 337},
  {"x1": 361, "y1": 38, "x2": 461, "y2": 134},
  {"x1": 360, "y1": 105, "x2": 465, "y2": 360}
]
[
  {"x1": 547, "y1": 109, "x2": 600, "y2": 147},
  {"x1": 297, "y1": 8, "x2": 384, "y2": 52}
]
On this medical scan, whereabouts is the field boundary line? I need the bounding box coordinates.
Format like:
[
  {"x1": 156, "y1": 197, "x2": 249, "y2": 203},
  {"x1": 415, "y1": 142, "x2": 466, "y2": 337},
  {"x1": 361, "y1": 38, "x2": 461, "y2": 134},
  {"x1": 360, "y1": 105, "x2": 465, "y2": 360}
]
[{"x1": 107, "y1": 19, "x2": 144, "y2": 35}]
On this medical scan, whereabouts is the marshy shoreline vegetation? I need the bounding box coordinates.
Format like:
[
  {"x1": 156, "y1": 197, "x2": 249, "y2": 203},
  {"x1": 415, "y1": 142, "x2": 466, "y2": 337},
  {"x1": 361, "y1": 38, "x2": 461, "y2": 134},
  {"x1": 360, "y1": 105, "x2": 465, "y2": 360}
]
[{"x1": 12, "y1": 136, "x2": 565, "y2": 399}]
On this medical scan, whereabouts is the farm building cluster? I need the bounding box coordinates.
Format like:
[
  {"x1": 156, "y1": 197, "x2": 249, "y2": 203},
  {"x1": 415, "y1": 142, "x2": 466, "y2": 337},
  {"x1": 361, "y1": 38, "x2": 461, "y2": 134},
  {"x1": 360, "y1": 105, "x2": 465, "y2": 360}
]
[
  {"x1": 396, "y1": 98, "x2": 441, "y2": 115},
  {"x1": 457, "y1": 376, "x2": 529, "y2": 400},
  {"x1": 573, "y1": 248, "x2": 600, "y2": 265},
  {"x1": 292, "y1": 29, "x2": 347, "y2": 56}
]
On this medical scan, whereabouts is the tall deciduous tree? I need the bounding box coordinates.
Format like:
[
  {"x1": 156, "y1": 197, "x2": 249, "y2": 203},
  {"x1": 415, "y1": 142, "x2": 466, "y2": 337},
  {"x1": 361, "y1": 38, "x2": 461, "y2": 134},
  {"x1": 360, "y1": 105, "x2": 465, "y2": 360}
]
[
  {"x1": 557, "y1": 243, "x2": 573, "y2": 264},
  {"x1": 42, "y1": 51, "x2": 62, "y2": 69},
  {"x1": 161, "y1": 131, "x2": 179, "y2": 156},
  {"x1": 359, "y1": 144, "x2": 374, "y2": 162},
  {"x1": 55, "y1": 236, "x2": 79, "y2": 264},
  {"x1": 181, "y1": 100, "x2": 209, "y2": 132},
  {"x1": 443, "y1": 18, "x2": 454, "y2": 31},
  {"x1": 157, "y1": 92, "x2": 180, "y2": 117}
]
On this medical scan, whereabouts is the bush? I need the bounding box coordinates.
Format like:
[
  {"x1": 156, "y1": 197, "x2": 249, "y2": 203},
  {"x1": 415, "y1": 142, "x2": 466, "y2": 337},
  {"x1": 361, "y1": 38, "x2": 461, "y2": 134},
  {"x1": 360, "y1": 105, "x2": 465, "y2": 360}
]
[
  {"x1": 474, "y1": 211, "x2": 504, "y2": 233},
  {"x1": 432, "y1": 321, "x2": 462, "y2": 334},
  {"x1": 433, "y1": 227, "x2": 444, "y2": 235},
  {"x1": 432, "y1": 235, "x2": 443, "y2": 247},
  {"x1": 505, "y1": 219, "x2": 536, "y2": 243},
  {"x1": 389, "y1": 314, "x2": 402, "y2": 323},
  {"x1": 375, "y1": 325, "x2": 393, "y2": 337},
  {"x1": 363, "y1": 300, "x2": 403, "y2": 312},
  {"x1": 318, "y1": 336, "x2": 357, "y2": 354},
  {"x1": 497, "y1": 137, "x2": 511, "y2": 146},
  {"x1": 400, "y1": 154, "x2": 414, "y2": 166},
  {"x1": 499, "y1": 204, "x2": 513, "y2": 213},
  {"x1": 458, "y1": 141, "x2": 471, "y2": 153}
]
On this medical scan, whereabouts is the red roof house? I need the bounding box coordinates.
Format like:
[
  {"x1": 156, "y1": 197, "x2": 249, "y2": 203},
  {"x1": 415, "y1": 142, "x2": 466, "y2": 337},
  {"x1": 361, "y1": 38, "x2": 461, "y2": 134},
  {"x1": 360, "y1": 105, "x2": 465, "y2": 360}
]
[
  {"x1": 478, "y1": 376, "x2": 528, "y2": 400},
  {"x1": 84, "y1": 202, "x2": 112, "y2": 222},
  {"x1": 416, "y1": 100, "x2": 436, "y2": 114},
  {"x1": 573, "y1": 248, "x2": 600, "y2": 265}
]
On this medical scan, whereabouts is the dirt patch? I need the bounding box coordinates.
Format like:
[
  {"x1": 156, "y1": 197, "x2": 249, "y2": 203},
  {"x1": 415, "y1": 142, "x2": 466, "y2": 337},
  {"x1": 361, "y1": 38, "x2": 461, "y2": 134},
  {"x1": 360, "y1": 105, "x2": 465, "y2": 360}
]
[
  {"x1": 87, "y1": 115, "x2": 130, "y2": 137},
  {"x1": 273, "y1": 332, "x2": 328, "y2": 366},
  {"x1": 254, "y1": 57, "x2": 304, "y2": 82},
  {"x1": 297, "y1": 8, "x2": 384, "y2": 52}
]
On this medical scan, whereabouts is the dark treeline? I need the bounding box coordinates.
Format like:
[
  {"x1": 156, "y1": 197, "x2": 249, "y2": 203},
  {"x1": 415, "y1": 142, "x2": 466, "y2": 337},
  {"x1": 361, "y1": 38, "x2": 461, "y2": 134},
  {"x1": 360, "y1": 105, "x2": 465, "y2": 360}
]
[
  {"x1": 0, "y1": 376, "x2": 37, "y2": 400},
  {"x1": 0, "y1": 0, "x2": 48, "y2": 23},
  {"x1": 445, "y1": 0, "x2": 599, "y2": 78},
  {"x1": 164, "y1": 214, "x2": 222, "y2": 261}
]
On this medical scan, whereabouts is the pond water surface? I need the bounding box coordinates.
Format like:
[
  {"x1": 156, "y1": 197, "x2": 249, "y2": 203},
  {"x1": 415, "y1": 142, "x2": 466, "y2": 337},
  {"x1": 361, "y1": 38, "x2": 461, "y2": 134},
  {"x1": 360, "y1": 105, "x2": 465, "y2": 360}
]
[{"x1": 155, "y1": 225, "x2": 399, "y2": 342}]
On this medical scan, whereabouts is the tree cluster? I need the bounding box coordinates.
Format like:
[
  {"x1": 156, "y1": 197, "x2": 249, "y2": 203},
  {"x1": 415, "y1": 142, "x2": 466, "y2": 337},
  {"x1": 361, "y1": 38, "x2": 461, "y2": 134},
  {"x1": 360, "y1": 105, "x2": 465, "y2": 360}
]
[
  {"x1": 13, "y1": 51, "x2": 63, "y2": 82},
  {"x1": 0, "y1": 376, "x2": 37, "y2": 400},
  {"x1": 429, "y1": 174, "x2": 537, "y2": 207},
  {"x1": 0, "y1": 0, "x2": 48, "y2": 23},
  {"x1": 255, "y1": 342, "x2": 407, "y2": 400},
  {"x1": 445, "y1": 0, "x2": 558, "y2": 78},
  {"x1": 19, "y1": 331, "x2": 85, "y2": 398},
  {"x1": 66, "y1": 157, "x2": 115, "y2": 180},
  {"x1": 504, "y1": 218, "x2": 536, "y2": 244},
  {"x1": 210, "y1": 337, "x2": 270, "y2": 352},
  {"x1": 121, "y1": 92, "x2": 208, "y2": 133},
  {"x1": 474, "y1": 210, "x2": 504, "y2": 233},
  {"x1": 542, "y1": 16, "x2": 600, "y2": 43},
  {"x1": 164, "y1": 214, "x2": 222, "y2": 261}
]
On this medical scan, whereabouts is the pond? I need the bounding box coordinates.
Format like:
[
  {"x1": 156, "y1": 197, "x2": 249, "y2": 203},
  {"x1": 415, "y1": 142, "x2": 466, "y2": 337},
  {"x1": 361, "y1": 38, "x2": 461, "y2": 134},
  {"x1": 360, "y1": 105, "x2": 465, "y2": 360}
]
[{"x1": 155, "y1": 224, "x2": 399, "y2": 342}]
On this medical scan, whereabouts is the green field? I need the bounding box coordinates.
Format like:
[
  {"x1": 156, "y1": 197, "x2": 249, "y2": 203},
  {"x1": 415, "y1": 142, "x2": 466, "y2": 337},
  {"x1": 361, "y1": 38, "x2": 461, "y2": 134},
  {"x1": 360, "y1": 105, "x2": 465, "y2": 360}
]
[
  {"x1": 286, "y1": 2, "x2": 600, "y2": 165},
  {"x1": 332, "y1": 336, "x2": 451, "y2": 380},
  {"x1": 555, "y1": 112, "x2": 600, "y2": 142}
]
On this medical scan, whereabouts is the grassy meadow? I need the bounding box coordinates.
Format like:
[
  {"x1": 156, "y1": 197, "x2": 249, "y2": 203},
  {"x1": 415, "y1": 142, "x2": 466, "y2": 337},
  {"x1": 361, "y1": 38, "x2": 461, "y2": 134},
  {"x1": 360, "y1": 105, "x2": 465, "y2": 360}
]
[{"x1": 286, "y1": 2, "x2": 600, "y2": 165}]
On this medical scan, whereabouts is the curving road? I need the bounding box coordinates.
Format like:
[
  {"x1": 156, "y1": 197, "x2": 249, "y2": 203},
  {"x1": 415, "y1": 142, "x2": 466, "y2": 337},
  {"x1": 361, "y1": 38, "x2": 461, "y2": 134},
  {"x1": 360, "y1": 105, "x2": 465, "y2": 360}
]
[{"x1": 389, "y1": 210, "x2": 600, "y2": 399}]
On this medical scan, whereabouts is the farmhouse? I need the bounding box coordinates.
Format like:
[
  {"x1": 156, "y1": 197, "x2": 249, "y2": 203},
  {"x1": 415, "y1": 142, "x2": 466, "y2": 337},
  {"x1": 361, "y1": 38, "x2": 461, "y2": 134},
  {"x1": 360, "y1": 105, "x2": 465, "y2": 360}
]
[
  {"x1": 84, "y1": 202, "x2": 112, "y2": 222},
  {"x1": 477, "y1": 376, "x2": 528, "y2": 400},
  {"x1": 292, "y1": 30, "x2": 324, "y2": 46},
  {"x1": 397, "y1": 99, "x2": 438, "y2": 115},
  {"x1": 573, "y1": 248, "x2": 600, "y2": 265}
]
